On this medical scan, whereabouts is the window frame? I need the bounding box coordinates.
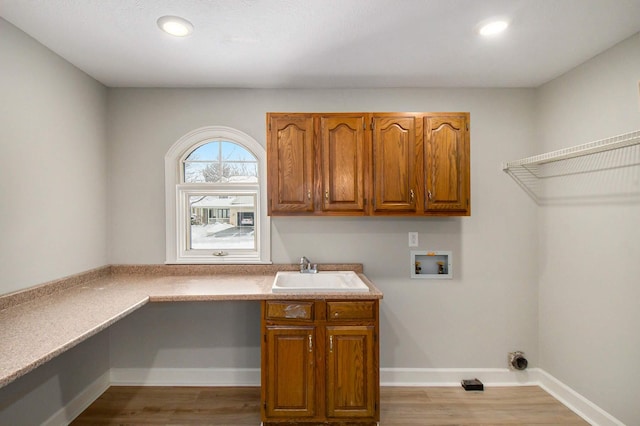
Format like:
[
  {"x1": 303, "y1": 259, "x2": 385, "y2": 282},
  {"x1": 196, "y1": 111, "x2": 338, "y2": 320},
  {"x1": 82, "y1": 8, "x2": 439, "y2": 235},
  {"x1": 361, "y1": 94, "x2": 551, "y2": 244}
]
[{"x1": 165, "y1": 126, "x2": 270, "y2": 264}]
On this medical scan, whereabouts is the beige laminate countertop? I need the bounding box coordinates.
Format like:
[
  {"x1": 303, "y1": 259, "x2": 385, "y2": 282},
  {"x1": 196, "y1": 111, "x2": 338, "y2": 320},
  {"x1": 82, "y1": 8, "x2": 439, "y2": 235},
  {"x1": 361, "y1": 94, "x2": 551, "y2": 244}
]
[{"x1": 0, "y1": 265, "x2": 382, "y2": 389}]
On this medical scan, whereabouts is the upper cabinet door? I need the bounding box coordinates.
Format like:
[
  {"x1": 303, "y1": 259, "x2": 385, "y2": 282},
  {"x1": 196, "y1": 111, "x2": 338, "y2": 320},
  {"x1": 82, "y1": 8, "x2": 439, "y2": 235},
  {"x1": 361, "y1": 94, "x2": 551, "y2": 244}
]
[
  {"x1": 320, "y1": 115, "x2": 367, "y2": 213},
  {"x1": 424, "y1": 114, "x2": 470, "y2": 214},
  {"x1": 268, "y1": 115, "x2": 315, "y2": 214},
  {"x1": 371, "y1": 115, "x2": 418, "y2": 213}
]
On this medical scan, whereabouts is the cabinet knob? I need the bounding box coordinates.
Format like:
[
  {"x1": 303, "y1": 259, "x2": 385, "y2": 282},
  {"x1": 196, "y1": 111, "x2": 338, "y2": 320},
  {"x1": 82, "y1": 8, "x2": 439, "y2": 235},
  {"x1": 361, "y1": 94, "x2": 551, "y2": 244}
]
[
  {"x1": 410, "y1": 189, "x2": 415, "y2": 203},
  {"x1": 307, "y1": 190, "x2": 311, "y2": 200},
  {"x1": 325, "y1": 190, "x2": 329, "y2": 200}
]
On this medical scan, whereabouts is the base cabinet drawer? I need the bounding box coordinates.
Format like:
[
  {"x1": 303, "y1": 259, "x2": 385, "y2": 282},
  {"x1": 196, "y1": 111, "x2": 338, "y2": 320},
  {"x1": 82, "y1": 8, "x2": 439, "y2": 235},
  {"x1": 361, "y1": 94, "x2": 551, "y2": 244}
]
[
  {"x1": 265, "y1": 301, "x2": 314, "y2": 321},
  {"x1": 327, "y1": 301, "x2": 375, "y2": 321}
]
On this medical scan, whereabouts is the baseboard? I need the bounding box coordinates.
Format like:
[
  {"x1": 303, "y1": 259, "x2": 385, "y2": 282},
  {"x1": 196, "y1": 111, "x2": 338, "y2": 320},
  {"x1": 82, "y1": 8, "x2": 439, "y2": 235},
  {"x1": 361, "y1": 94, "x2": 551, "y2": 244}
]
[
  {"x1": 42, "y1": 371, "x2": 110, "y2": 426},
  {"x1": 536, "y1": 369, "x2": 624, "y2": 426},
  {"x1": 110, "y1": 367, "x2": 261, "y2": 386},
  {"x1": 380, "y1": 367, "x2": 538, "y2": 386},
  {"x1": 111, "y1": 367, "x2": 533, "y2": 388}
]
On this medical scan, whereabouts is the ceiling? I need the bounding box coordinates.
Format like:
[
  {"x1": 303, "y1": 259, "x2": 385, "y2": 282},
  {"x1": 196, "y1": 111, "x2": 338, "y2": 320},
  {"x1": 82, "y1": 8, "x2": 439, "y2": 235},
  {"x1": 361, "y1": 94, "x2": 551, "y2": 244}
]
[{"x1": 2, "y1": 0, "x2": 640, "y2": 89}]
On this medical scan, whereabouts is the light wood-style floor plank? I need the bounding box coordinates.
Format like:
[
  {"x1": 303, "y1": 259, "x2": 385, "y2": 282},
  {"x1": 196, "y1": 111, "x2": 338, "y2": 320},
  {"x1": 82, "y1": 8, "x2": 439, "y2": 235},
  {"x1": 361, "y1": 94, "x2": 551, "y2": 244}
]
[
  {"x1": 380, "y1": 387, "x2": 588, "y2": 425},
  {"x1": 71, "y1": 385, "x2": 589, "y2": 425}
]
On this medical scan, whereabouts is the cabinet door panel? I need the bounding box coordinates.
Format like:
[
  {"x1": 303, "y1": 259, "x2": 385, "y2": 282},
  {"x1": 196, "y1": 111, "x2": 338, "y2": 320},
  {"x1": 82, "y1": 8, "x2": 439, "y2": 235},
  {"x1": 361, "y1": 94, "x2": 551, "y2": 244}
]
[
  {"x1": 424, "y1": 114, "x2": 469, "y2": 213},
  {"x1": 268, "y1": 115, "x2": 315, "y2": 214},
  {"x1": 320, "y1": 115, "x2": 366, "y2": 212},
  {"x1": 326, "y1": 326, "x2": 376, "y2": 418},
  {"x1": 372, "y1": 116, "x2": 417, "y2": 212},
  {"x1": 265, "y1": 326, "x2": 315, "y2": 418}
]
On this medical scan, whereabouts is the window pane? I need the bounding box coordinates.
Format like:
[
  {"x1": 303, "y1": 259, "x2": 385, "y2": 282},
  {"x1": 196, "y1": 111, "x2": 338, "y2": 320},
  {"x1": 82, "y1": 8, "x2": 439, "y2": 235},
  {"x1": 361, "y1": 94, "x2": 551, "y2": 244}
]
[
  {"x1": 189, "y1": 195, "x2": 256, "y2": 250},
  {"x1": 220, "y1": 141, "x2": 253, "y2": 161},
  {"x1": 185, "y1": 142, "x2": 219, "y2": 161},
  {"x1": 183, "y1": 141, "x2": 258, "y2": 183},
  {"x1": 199, "y1": 162, "x2": 258, "y2": 183},
  {"x1": 184, "y1": 162, "x2": 208, "y2": 183},
  {"x1": 224, "y1": 162, "x2": 258, "y2": 182}
]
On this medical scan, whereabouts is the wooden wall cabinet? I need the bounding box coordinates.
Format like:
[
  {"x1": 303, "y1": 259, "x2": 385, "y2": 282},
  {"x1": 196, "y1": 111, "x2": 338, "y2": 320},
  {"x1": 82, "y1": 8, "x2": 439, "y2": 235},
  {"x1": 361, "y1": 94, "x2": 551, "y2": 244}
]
[
  {"x1": 261, "y1": 299, "x2": 379, "y2": 425},
  {"x1": 267, "y1": 112, "x2": 470, "y2": 216},
  {"x1": 268, "y1": 113, "x2": 368, "y2": 215}
]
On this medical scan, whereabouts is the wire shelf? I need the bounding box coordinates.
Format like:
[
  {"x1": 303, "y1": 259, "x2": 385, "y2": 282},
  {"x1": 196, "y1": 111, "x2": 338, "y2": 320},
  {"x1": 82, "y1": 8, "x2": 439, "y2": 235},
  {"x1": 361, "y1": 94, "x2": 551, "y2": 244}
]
[{"x1": 503, "y1": 130, "x2": 640, "y2": 205}]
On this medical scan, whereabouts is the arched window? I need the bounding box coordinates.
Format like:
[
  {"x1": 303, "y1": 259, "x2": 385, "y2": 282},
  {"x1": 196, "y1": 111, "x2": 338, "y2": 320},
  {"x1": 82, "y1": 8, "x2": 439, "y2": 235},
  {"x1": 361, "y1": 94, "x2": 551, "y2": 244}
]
[{"x1": 165, "y1": 126, "x2": 270, "y2": 263}]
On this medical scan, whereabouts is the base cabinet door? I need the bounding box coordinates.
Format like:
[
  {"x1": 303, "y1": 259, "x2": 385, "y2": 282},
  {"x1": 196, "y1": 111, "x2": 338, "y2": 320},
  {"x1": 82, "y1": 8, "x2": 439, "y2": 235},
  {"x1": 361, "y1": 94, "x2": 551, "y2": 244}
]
[
  {"x1": 326, "y1": 325, "x2": 376, "y2": 418},
  {"x1": 264, "y1": 326, "x2": 316, "y2": 419}
]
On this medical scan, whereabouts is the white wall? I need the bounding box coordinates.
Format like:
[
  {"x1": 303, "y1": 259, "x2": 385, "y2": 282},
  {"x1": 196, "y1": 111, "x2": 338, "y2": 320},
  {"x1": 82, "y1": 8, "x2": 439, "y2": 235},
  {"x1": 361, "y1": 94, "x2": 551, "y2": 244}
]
[
  {"x1": 0, "y1": 18, "x2": 108, "y2": 295},
  {"x1": 0, "y1": 18, "x2": 109, "y2": 424},
  {"x1": 107, "y1": 87, "x2": 539, "y2": 370},
  {"x1": 535, "y1": 33, "x2": 640, "y2": 425}
]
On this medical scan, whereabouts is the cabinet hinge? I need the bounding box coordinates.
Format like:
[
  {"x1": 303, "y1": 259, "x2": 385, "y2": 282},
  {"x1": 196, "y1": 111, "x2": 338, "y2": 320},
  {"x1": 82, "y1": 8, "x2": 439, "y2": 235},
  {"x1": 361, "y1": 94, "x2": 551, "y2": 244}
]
[
  {"x1": 268, "y1": 122, "x2": 271, "y2": 131},
  {"x1": 370, "y1": 119, "x2": 374, "y2": 130},
  {"x1": 263, "y1": 402, "x2": 267, "y2": 410},
  {"x1": 263, "y1": 334, "x2": 267, "y2": 343},
  {"x1": 466, "y1": 122, "x2": 469, "y2": 131}
]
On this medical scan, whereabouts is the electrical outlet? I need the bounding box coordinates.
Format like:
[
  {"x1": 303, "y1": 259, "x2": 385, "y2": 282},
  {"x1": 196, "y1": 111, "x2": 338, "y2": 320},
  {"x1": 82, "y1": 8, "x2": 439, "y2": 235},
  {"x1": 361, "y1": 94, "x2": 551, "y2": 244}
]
[{"x1": 408, "y1": 232, "x2": 418, "y2": 247}]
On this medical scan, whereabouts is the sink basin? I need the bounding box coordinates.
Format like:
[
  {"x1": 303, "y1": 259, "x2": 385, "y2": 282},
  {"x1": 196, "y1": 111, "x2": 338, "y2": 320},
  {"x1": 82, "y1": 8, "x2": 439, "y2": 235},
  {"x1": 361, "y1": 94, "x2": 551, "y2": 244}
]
[{"x1": 272, "y1": 271, "x2": 370, "y2": 293}]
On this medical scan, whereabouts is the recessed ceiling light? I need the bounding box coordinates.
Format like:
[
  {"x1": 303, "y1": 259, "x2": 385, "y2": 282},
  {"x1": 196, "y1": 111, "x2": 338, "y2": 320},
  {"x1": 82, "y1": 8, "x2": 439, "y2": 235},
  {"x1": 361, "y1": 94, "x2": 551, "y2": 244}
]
[
  {"x1": 157, "y1": 16, "x2": 193, "y2": 37},
  {"x1": 479, "y1": 20, "x2": 509, "y2": 37}
]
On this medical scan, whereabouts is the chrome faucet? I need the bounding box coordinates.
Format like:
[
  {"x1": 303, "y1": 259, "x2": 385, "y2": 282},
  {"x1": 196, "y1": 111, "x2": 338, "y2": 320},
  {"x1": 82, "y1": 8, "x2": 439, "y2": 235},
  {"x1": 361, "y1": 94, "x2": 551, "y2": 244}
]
[{"x1": 299, "y1": 256, "x2": 318, "y2": 273}]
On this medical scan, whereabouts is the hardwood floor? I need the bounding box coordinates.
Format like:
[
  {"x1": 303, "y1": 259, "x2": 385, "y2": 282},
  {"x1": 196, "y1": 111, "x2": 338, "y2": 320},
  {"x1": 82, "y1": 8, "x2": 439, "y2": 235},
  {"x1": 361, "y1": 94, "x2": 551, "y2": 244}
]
[{"x1": 71, "y1": 386, "x2": 589, "y2": 425}]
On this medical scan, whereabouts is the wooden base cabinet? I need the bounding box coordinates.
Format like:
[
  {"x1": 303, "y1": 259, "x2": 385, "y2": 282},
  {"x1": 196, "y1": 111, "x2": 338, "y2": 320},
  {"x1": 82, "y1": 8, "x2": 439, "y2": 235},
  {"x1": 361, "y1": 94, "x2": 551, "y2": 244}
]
[{"x1": 261, "y1": 299, "x2": 379, "y2": 425}]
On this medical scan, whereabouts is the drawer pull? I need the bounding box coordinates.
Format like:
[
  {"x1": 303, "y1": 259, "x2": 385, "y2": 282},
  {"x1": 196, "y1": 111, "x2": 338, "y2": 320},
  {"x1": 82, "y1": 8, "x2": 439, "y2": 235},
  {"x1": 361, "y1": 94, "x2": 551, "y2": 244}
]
[
  {"x1": 329, "y1": 335, "x2": 333, "y2": 352},
  {"x1": 308, "y1": 334, "x2": 313, "y2": 352}
]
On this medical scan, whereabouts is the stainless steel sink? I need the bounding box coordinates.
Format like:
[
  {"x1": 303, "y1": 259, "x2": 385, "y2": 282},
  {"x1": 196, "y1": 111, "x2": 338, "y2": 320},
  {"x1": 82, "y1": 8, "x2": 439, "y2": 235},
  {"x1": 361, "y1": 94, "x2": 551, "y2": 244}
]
[{"x1": 271, "y1": 271, "x2": 370, "y2": 293}]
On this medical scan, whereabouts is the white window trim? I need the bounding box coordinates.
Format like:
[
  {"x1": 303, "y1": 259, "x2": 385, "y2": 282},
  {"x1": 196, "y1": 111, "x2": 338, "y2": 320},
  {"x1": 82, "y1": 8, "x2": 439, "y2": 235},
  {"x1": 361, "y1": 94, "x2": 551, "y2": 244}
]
[{"x1": 165, "y1": 126, "x2": 271, "y2": 264}]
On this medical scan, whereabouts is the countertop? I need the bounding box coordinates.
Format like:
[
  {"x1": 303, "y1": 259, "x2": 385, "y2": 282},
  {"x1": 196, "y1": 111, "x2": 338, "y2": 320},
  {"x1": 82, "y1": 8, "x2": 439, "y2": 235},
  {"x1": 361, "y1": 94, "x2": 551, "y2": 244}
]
[{"x1": 0, "y1": 264, "x2": 382, "y2": 388}]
